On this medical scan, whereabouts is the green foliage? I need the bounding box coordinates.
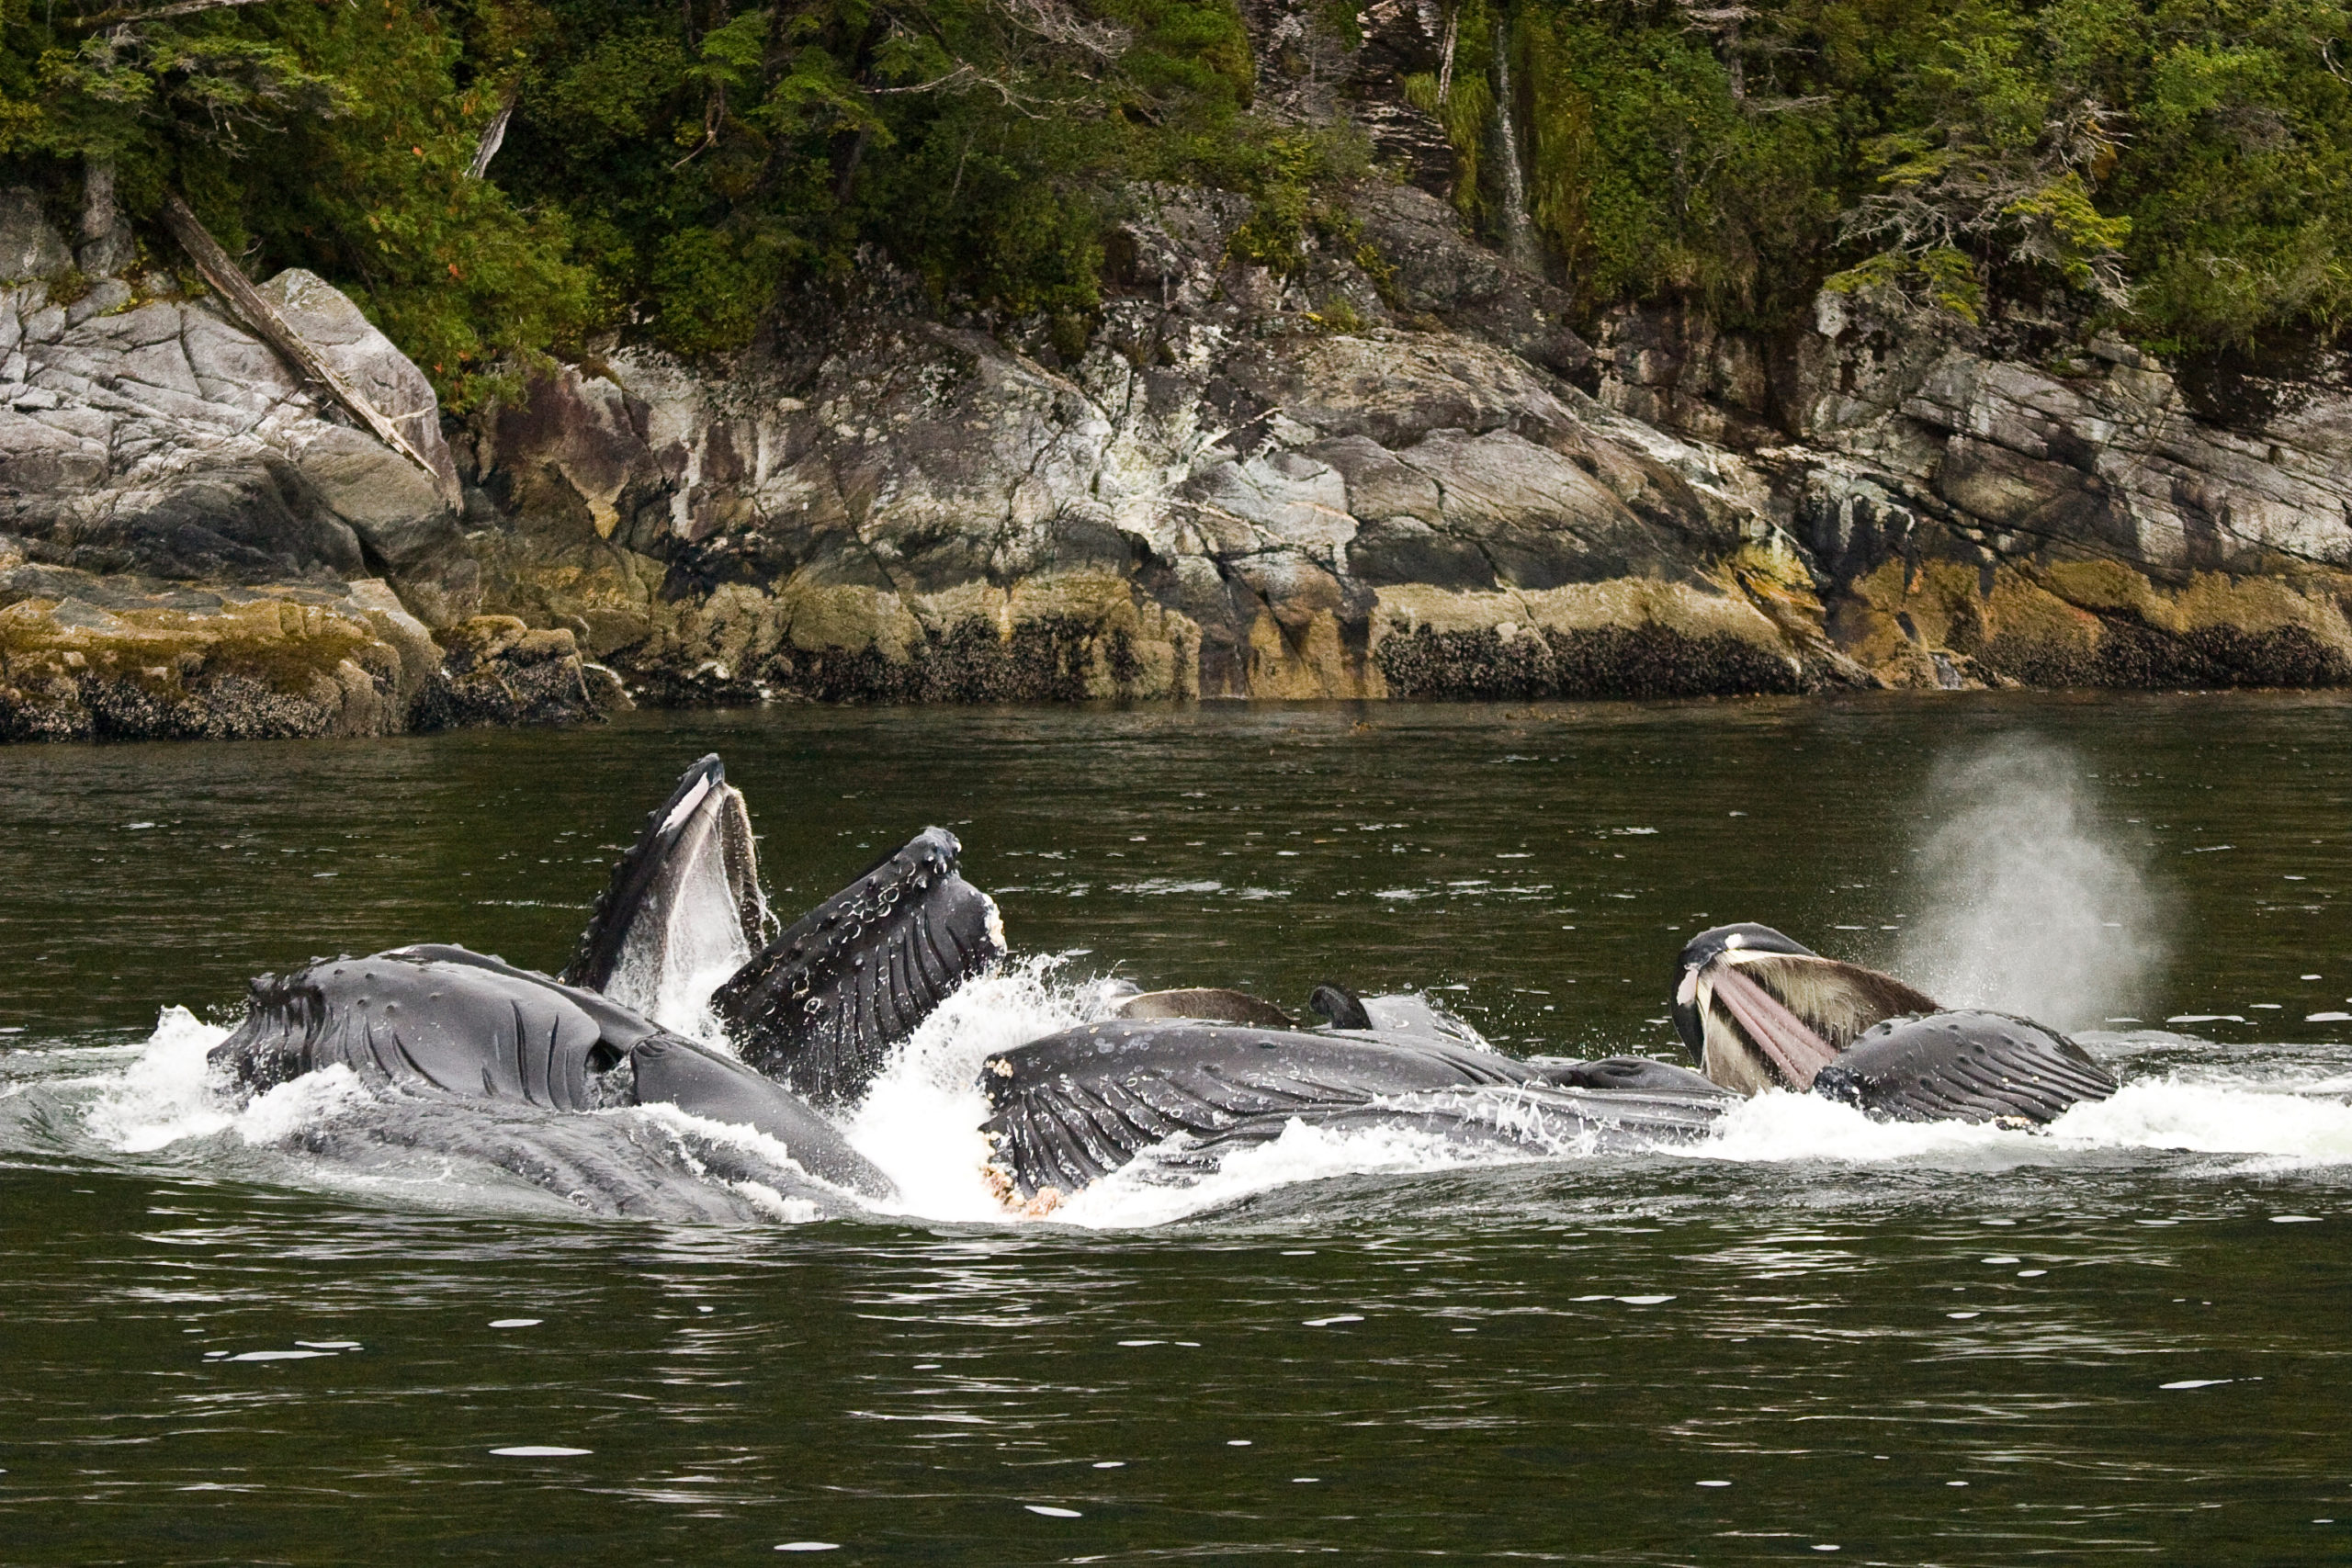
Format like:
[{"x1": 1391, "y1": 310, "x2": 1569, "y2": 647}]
[
  {"x1": 1466, "y1": 0, "x2": 2352, "y2": 345},
  {"x1": 1221, "y1": 127, "x2": 1371, "y2": 275},
  {"x1": 1510, "y1": 8, "x2": 1841, "y2": 321},
  {"x1": 0, "y1": 0, "x2": 589, "y2": 409},
  {"x1": 3, "y1": 0, "x2": 2349, "y2": 392}
]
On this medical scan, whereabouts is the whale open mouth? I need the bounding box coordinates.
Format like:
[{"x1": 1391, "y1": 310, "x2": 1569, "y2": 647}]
[
  {"x1": 1679, "y1": 931, "x2": 1943, "y2": 1095},
  {"x1": 1704, "y1": 962, "x2": 1843, "y2": 1090},
  {"x1": 562, "y1": 753, "x2": 764, "y2": 1029}
]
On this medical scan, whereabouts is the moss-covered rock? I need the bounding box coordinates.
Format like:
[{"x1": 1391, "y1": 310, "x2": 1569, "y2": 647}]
[
  {"x1": 0, "y1": 592, "x2": 405, "y2": 740},
  {"x1": 410, "y1": 614, "x2": 616, "y2": 730},
  {"x1": 1835, "y1": 557, "x2": 2352, "y2": 690}
]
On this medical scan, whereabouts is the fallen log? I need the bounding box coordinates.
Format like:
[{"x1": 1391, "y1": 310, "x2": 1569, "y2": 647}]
[{"x1": 157, "y1": 192, "x2": 438, "y2": 480}]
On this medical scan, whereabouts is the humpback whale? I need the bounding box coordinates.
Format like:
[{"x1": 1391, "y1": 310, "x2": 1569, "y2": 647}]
[
  {"x1": 1670, "y1": 923, "x2": 2119, "y2": 1120},
  {"x1": 974, "y1": 930, "x2": 2122, "y2": 1205},
  {"x1": 207, "y1": 755, "x2": 1007, "y2": 1204},
  {"x1": 196, "y1": 761, "x2": 2126, "y2": 1220},
  {"x1": 975, "y1": 982, "x2": 1735, "y2": 1204},
  {"x1": 977, "y1": 1017, "x2": 1735, "y2": 1203}
]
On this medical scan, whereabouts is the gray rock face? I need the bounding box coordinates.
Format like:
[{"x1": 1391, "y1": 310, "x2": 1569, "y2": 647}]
[
  {"x1": 0, "y1": 189, "x2": 73, "y2": 283},
  {"x1": 460, "y1": 196, "x2": 1818, "y2": 706},
  {"x1": 0, "y1": 241, "x2": 620, "y2": 741},
  {"x1": 1597, "y1": 292, "x2": 2352, "y2": 688},
  {"x1": 0, "y1": 249, "x2": 471, "y2": 628},
  {"x1": 7, "y1": 70, "x2": 2351, "y2": 742}
]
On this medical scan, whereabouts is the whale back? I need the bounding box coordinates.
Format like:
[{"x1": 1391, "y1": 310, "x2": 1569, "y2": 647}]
[
  {"x1": 1811, "y1": 1010, "x2": 2118, "y2": 1124},
  {"x1": 712, "y1": 828, "x2": 1004, "y2": 1108},
  {"x1": 562, "y1": 754, "x2": 766, "y2": 1024},
  {"x1": 978, "y1": 1020, "x2": 1544, "y2": 1200}
]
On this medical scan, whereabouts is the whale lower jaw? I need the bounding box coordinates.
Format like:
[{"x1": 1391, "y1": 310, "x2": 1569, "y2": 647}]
[{"x1": 976, "y1": 1021, "x2": 1735, "y2": 1203}]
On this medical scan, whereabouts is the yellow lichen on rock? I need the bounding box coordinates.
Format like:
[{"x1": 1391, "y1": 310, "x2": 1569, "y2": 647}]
[
  {"x1": 0, "y1": 593, "x2": 403, "y2": 740},
  {"x1": 1835, "y1": 555, "x2": 2352, "y2": 688}
]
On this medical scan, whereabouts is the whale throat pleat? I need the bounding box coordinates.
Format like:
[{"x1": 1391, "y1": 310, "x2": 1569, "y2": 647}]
[
  {"x1": 214, "y1": 953, "x2": 633, "y2": 1115},
  {"x1": 977, "y1": 1021, "x2": 1741, "y2": 1201},
  {"x1": 712, "y1": 828, "x2": 1004, "y2": 1109},
  {"x1": 1812, "y1": 1010, "x2": 2118, "y2": 1124},
  {"x1": 978, "y1": 1022, "x2": 1559, "y2": 1200}
]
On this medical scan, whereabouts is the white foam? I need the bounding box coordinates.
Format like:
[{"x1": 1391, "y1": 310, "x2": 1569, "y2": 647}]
[
  {"x1": 2046, "y1": 1077, "x2": 2352, "y2": 1161},
  {"x1": 85, "y1": 1007, "x2": 235, "y2": 1152},
  {"x1": 843, "y1": 955, "x2": 1095, "y2": 1222},
  {"x1": 1684, "y1": 1090, "x2": 2030, "y2": 1164},
  {"x1": 1054, "y1": 1117, "x2": 1493, "y2": 1229},
  {"x1": 1674, "y1": 1076, "x2": 2352, "y2": 1168}
]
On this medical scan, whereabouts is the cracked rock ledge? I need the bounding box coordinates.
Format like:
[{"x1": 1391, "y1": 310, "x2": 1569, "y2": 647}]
[{"x1": 3, "y1": 177, "x2": 2348, "y2": 742}]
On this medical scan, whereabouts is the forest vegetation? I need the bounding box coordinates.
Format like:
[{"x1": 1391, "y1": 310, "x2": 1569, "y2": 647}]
[{"x1": 2, "y1": 0, "x2": 2346, "y2": 409}]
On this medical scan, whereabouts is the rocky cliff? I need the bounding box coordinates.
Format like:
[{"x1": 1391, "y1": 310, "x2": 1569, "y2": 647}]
[
  {"x1": 0, "y1": 190, "x2": 618, "y2": 740},
  {"x1": 451, "y1": 172, "x2": 2352, "y2": 706},
  {"x1": 3, "y1": 0, "x2": 2349, "y2": 742}
]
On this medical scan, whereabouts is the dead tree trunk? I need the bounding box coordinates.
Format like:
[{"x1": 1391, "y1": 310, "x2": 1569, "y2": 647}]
[
  {"x1": 158, "y1": 193, "x2": 438, "y2": 479},
  {"x1": 467, "y1": 82, "x2": 520, "y2": 179}
]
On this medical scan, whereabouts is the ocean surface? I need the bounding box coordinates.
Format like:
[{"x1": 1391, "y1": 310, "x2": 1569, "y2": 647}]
[{"x1": 3, "y1": 692, "x2": 2348, "y2": 1563}]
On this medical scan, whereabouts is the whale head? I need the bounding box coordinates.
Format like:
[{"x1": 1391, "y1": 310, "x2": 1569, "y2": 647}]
[
  {"x1": 1672, "y1": 923, "x2": 1941, "y2": 1095},
  {"x1": 562, "y1": 754, "x2": 766, "y2": 1028}
]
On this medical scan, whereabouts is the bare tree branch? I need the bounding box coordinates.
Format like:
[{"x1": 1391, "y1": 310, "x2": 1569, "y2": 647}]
[
  {"x1": 988, "y1": 0, "x2": 1129, "y2": 61},
  {"x1": 159, "y1": 192, "x2": 440, "y2": 479},
  {"x1": 466, "y1": 81, "x2": 520, "y2": 180}
]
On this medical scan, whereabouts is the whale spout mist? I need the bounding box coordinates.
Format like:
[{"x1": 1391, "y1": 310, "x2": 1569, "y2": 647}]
[{"x1": 1895, "y1": 737, "x2": 2165, "y2": 1029}]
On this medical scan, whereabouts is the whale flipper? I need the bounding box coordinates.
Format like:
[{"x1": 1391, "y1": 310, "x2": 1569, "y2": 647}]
[
  {"x1": 978, "y1": 1021, "x2": 1542, "y2": 1199},
  {"x1": 1811, "y1": 1010, "x2": 2118, "y2": 1125},
  {"x1": 562, "y1": 754, "x2": 766, "y2": 1019},
  {"x1": 712, "y1": 828, "x2": 1004, "y2": 1108}
]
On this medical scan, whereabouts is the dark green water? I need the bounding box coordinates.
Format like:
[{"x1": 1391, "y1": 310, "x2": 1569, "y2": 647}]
[{"x1": 3, "y1": 694, "x2": 2349, "y2": 1563}]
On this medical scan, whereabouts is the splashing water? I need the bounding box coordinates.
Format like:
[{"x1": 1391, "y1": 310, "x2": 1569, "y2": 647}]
[
  {"x1": 843, "y1": 954, "x2": 1099, "y2": 1222},
  {"x1": 67, "y1": 905, "x2": 2352, "y2": 1228},
  {"x1": 60, "y1": 986, "x2": 2352, "y2": 1226},
  {"x1": 1894, "y1": 737, "x2": 2165, "y2": 1029}
]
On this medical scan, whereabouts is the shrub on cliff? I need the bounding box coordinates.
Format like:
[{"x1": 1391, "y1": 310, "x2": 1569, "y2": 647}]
[
  {"x1": 0, "y1": 0, "x2": 592, "y2": 410},
  {"x1": 3, "y1": 0, "x2": 2346, "y2": 383}
]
